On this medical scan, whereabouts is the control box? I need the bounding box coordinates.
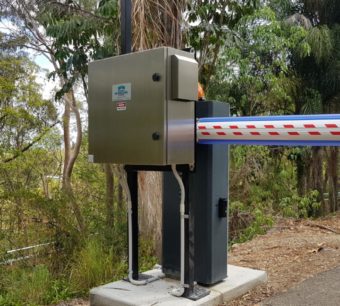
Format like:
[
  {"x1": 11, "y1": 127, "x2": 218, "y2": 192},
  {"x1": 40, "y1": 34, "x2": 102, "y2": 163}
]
[{"x1": 88, "y1": 47, "x2": 198, "y2": 165}]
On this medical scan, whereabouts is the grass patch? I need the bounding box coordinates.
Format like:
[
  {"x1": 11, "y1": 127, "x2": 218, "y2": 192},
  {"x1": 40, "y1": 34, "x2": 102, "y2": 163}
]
[{"x1": 0, "y1": 265, "x2": 73, "y2": 306}]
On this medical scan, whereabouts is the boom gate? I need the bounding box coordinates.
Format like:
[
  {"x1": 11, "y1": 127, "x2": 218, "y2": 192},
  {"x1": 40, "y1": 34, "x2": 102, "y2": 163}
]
[{"x1": 88, "y1": 47, "x2": 340, "y2": 300}]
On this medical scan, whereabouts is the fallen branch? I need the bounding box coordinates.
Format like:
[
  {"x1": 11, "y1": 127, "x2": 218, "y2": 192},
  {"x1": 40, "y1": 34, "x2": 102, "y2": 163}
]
[{"x1": 305, "y1": 222, "x2": 340, "y2": 234}]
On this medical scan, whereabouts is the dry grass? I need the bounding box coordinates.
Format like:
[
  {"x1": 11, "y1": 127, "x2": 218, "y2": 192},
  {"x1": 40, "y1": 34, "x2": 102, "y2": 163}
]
[
  {"x1": 52, "y1": 213, "x2": 340, "y2": 306},
  {"x1": 226, "y1": 213, "x2": 340, "y2": 305}
]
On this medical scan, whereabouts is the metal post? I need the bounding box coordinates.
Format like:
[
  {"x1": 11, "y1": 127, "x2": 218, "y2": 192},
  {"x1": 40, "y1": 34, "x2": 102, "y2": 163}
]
[
  {"x1": 121, "y1": 0, "x2": 136, "y2": 280},
  {"x1": 182, "y1": 171, "x2": 196, "y2": 297},
  {"x1": 121, "y1": 0, "x2": 132, "y2": 54},
  {"x1": 127, "y1": 170, "x2": 139, "y2": 280}
]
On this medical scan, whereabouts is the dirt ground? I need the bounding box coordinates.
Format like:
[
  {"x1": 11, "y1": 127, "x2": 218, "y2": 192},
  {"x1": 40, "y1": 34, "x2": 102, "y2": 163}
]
[
  {"x1": 226, "y1": 212, "x2": 340, "y2": 305},
  {"x1": 56, "y1": 213, "x2": 340, "y2": 306}
]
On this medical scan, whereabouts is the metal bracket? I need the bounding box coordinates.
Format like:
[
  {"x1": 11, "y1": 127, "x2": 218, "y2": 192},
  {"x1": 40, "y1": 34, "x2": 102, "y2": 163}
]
[{"x1": 183, "y1": 285, "x2": 210, "y2": 301}]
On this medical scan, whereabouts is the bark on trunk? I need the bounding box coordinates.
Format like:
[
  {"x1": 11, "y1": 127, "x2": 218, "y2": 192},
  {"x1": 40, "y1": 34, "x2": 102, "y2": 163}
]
[
  {"x1": 117, "y1": 178, "x2": 124, "y2": 224},
  {"x1": 310, "y1": 147, "x2": 325, "y2": 215},
  {"x1": 138, "y1": 172, "x2": 163, "y2": 259},
  {"x1": 296, "y1": 157, "x2": 305, "y2": 196},
  {"x1": 327, "y1": 147, "x2": 338, "y2": 212},
  {"x1": 61, "y1": 89, "x2": 85, "y2": 233},
  {"x1": 131, "y1": 0, "x2": 186, "y2": 260}
]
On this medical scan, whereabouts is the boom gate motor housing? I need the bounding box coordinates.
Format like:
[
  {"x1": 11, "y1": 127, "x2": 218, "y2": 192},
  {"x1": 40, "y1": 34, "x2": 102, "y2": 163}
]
[
  {"x1": 88, "y1": 47, "x2": 229, "y2": 300},
  {"x1": 163, "y1": 102, "x2": 229, "y2": 286}
]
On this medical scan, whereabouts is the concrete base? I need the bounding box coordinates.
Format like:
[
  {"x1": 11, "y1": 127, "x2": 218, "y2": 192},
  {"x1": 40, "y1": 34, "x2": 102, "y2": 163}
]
[{"x1": 90, "y1": 265, "x2": 267, "y2": 306}]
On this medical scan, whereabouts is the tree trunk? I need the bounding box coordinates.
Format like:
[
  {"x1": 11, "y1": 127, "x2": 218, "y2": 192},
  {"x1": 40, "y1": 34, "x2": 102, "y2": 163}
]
[
  {"x1": 296, "y1": 157, "x2": 305, "y2": 196},
  {"x1": 131, "y1": 0, "x2": 186, "y2": 260},
  {"x1": 41, "y1": 174, "x2": 50, "y2": 199},
  {"x1": 117, "y1": 177, "x2": 124, "y2": 224},
  {"x1": 138, "y1": 172, "x2": 163, "y2": 258},
  {"x1": 62, "y1": 89, "x2": 85, "y2": 233},
  {"x1": 327, "y1": 147, "x2": 338, "y2": 212},
  {"x1": 310, "y1": 147, "x2": 325, "y2": 215}
]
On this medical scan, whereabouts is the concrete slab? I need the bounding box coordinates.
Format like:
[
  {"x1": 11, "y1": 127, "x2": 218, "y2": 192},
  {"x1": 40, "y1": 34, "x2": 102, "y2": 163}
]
[{"x1": 90, "y1": 265, "x2": 267, "y2": 306}]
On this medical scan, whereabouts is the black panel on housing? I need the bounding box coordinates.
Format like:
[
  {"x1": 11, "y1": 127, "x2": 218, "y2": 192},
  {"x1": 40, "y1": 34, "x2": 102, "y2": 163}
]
[{"x1": 162, "y1": 101, "x2": 229, "y2": 285}]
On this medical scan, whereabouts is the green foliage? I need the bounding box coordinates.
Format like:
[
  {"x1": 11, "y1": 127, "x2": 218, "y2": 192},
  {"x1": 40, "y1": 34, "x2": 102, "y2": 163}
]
[
  {"x1": 238, "y1": 208, "x2": 274, "y2": 243},
  {"x1": 0, "y1": 265, "x2": 52, "y2": 306},
  {"x1": 208, "y1": 6, "x2": 309, "y2": 115},
  {"x1": 69, "y1": 239, "x2": 120, "y2": 293},
  {"x1": 307, "y1": 26, "x2": 333, "y2": 64},
  {"x1": 0, "y1": 33, "x2": 57, "y2": 161},
  {"x1": 69, "y1": 237, "x2": 157, "y2": 294},
  {"x1": 39, "y1": 0, "x2": 119, "y2": 98},
  {"x1": 229, "y1": 200, "x2": 274, "y2": 244},
  {"x1": 230, "y1": 145, "x2": 296, "y2": 206},
  {"x1": 279, "y1": 190, "x2": 321, "y2": 218},
  {"x1": 0, "y1": 265, "x2": 76, "y2": 306},
  {"x1": 187, "y1": 0, "x2": 260, "y2": 87},
  {"x1": 139, "y1": 239, "x2": 158, "y2": 272},
  {"x1": 1, "y1": 1, "x2": 340, "y2": 305},
  {"x1": 269, "y1": 0, "x2": 303, "y2": 19},
  {"x1": 0, "y1": 236, "x2": 157, "y2": 305},
  {"x1": 0, "y1": 136, "x2": 61, "y2": 253},
  {"x1": 300, "y1": 88, "x2": 322, "y2": 114}
]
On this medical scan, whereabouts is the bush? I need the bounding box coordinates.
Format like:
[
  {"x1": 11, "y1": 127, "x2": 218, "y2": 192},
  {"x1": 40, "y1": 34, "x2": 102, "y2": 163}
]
[
  {"x1": 229, "y1": 201, "x2": 274, "y2": 245},
  {"x1": 68, "y1": 237, "x2": 157, "y2": 294},
  {"x1": 0, "y1": 236, "x2": 158, "y2": 305},
  {"x1": 279, "y1": 190, "x2": 321, "y2": 218}
]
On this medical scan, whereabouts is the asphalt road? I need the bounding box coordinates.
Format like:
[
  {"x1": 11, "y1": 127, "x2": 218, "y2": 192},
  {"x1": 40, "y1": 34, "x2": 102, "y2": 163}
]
[{"x1": 262, "y1": 266, "x2": 340, "y2": 306}]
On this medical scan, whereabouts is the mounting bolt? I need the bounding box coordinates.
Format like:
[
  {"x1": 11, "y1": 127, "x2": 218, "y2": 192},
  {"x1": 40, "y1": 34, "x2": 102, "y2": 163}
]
[
  {"x1": 152, "y1": 73, "x2": 161, "y2": 82},
  {"x1": 152, "y1": 132, "x2": 160, "y2": 140}
]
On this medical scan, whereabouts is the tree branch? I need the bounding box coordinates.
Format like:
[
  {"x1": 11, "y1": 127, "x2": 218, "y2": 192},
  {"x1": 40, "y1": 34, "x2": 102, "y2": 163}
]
[
  {"x1": 45, "y1": 0, "x2": 110, "y2": 21},
  {"x1": 2, "y1": 120, "x2": 61, "y2": 163}
]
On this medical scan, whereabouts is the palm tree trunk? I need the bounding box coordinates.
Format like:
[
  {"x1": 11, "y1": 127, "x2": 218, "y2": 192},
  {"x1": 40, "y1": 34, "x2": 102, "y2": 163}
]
[{"x1": 131, "y1": 0, "x2": 186, "y2": 259}]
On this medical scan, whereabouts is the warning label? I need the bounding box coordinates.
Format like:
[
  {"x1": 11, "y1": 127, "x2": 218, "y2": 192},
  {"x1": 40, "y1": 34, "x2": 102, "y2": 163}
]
[{"x1": 116, "y1": 101, "x2": 127, "y2": 111}]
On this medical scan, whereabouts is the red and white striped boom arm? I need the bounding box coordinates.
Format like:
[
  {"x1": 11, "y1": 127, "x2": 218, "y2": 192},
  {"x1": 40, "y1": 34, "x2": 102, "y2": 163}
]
[{"x1": 197, "y1": 114, "x2": 340, "y2": 146}]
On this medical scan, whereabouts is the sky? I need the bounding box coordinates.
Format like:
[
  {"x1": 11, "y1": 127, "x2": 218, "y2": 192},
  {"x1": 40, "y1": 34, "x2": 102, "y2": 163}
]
[{"x1": 34, "y1": 54, "x2": 58, "y2": 100}]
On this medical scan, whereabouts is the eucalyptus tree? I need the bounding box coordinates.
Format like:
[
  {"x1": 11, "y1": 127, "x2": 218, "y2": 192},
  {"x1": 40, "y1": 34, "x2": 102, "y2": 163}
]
[
  {"x1": 0, "y1": 0, "x2": 121, "y2": 233},
  {"x1": 39, "y1": 0, "x2": 120, "y2": 237},
  {"x1": 0, "y1": 32, "x2": 58, "y2": 163},
  {"x1": 0, "y1": 32, "x2": 60, "y2": 248}
]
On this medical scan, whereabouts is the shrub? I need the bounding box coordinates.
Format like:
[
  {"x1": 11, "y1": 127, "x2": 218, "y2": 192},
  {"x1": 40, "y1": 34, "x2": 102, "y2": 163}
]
[
  {"x1": 279, "y1": 190, "x2": 321, "y2": 218},
  {"x1": 229, "y1": 201, "x2": 274, "y2": 245},
  {"x1": 0, "y1": 265, "x2": 52, "y2": 306},
  {"x1": 69, "y1": 239, "x2": 119, "y2": 293},
  {"x1": 68, "y1": 237, "x2": 157, "y2": 294}
]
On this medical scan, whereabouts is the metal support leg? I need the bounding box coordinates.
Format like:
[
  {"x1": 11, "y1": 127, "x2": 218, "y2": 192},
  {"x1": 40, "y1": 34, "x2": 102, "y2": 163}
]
[
  {"x1": 127, "y1": 170, "x2": 139, "y2": 280},
  {"x1": 183, "y1": 171, "x2": 210, "y2": 300},
  {"x1": 183, "y1": 171, "x2": 195, "y2": 296}
]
